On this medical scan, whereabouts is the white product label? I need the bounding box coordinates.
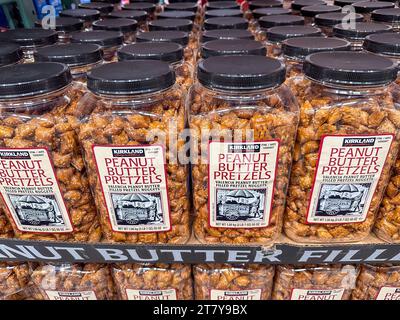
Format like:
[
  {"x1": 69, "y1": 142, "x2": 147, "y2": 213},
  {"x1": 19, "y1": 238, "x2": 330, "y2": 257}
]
[
  {"x1": 93, "y1": 145, "x2": 170, "y2": 233},
  {"x1": 290, "y1": 289, "x2": 345, "y2": 301},
  {"x1": 208, "y1": 141, "x2": 279, "y2": 228},
  {"x1": 307, "y1": 135, "x2": 393, "y2": 224},
  {"x1": 45, "y1": 290, "x2": 97, "y2": 300},
  {"x1": 0, "y1": 148, "x2": 72, "y2": 233},
  {"x1": 376, "y1": 287, "x2": 400, "y2": 300},
  {"x1": 126, "y1": 289, "x2": 177, "y2": 300},
  {"x1": 210, "y1": 289, "x2": 262, "y2": 300}
]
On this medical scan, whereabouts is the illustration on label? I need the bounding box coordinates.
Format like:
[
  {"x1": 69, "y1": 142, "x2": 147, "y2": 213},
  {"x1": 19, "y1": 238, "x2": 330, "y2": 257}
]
[
  {"x1": 45, "y1": 290, "x2": 97, "y2": 300},
  {"x1": 93, "y1": 145, "x2": 170, "y2": 233},
  {"x1": 307, "y1": 135, "x2": 393, "y2": 224},
  {"x1": 208, "y1": 141, "x2": 279, "y2": 228},
  {"x1": 290, "y1": 289, "x2": 345, "y2": 300},
  {"x1": 0, "y1": 148, "x2": 72, "y2": 233},
  {"x1": 126, "y1": 289, "x2": 177, "y2": 300},
  {"x1": 210, "y1": 289, "x2": 262, "y2": 300},
  {"x1": 376, "y1": 287, "x2": 400, "y2": 300}
]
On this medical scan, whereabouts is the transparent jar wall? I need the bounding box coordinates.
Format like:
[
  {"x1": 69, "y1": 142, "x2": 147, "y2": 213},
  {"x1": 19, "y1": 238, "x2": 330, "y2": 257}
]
[
  {"x1": 102, "y1": 46, "x2": 121, "y2": 62},
  {"x1": 184, "y1": 46, "x2": 195, "y2": 66},
  {"x1": 70, "y1": 61, "x2": 103, "y2": 84},
  {"x1": 193, "y1": 264, "x2": 275, "y2": 300},
  {"x1": 0, "y1": 87, "x2": 101, "y2": 242},
  {"x1": 112, "y1": 264, "x2": 193, "y2": 300},
  {"x1": 189, "y1": 82, "x2": 299, "y2": 245},
  {"x1": 265, "y1": 41, "x2": 283, "y2": 57},
  {"x1": 272, "y1": 265, "x2": 359, "y2": 300},
  {"x1": 76, "y1": 85, "x2": 190, "y2": 244},
  {"x1": 349, "y1": 39, "x2": 364, "y2": 51},
  {"x1": 173, "y1": 61, "x2": 194, "y2": 92},
  {"x1": 0, "y1": 263, "x2": 31, "y2": 300},
  {"x1": 303, "y1": 16, "x2": 314, "y2": 25},
  {"x1": 122, "y1": 31, "x2": 136, "y2": 44},
  {"x1": 284, "y1": 82, "x2": 400, "y2": 243},
  {"x1": 57, "y1": 32, "x2": 72, "y2": 44},
  {"x1": 319, "y1": 25, "x2": 333, "y2": 36}
]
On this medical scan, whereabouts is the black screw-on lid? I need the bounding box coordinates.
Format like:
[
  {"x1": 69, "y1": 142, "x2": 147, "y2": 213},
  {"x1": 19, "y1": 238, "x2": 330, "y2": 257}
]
[
  {"x1": 78, "y1": 2, "x2": 114, "y2": 15},
  {"x1": 292, "y1": 0, "x2": 326, "y2": 11},
  {"x1": 267, "y1": 25, "x2": 322, "y2": 43},
  {"x1": 165, "y1": 2, "x2": 198, "y2": 12},
  {"x1": 0, "y1": 28, "x2": 58, "y2": 48},
  {"x1": 303, "y1": 51, "x2": 398, "y2": 86},
  {"x1": 87, "y1": 60, "x2": 175, "y2": 95},
  {"x1": 34, "y1": 43, "x2": 103, "y2": 66},
  {"x1": 259, "y1": 14, "x2": 305, "y2": 28},
  {"x1": 333, "y1": 22, "x2": 392, "y2": 40},
  {"x1": 364, "y1": 32, "x2": 400, "y2": 57},
  {"x1": 197, "y1": 55, "x2": 286, "y2": 91},
  {"x1": 204, "y1": 17, "x2": 249, "y2": 30},
  {"x1": 205, "y1": 9, "x2": 243, "y2": 19},
  {"x1": 158, "y1": 10, "x2": 196, "y2": 21},
  {"x1": 149, "y1": 18, "x2": 193, "y2": 32},
  {"x1": 93, "y1": 18, "x2": 138, "y2": 33},
  {"x1": 109, "y1": 10, "x2": 148, "y2": 22},
  {"x1": 315, "y1": 12, "x2": 364, "y2": 27},
  {"x1": 34, "y1": 17, "x2": 84, "y2": 33},
  {"x1": 201, "y1": 39, "x2": 267, "y2": 59},
  {"x1": 0, "y1": 43, "x2": 22, "y2": 67},
  {"x1": 202, "y1": 29, "x2": 254, "y2": 42},
  {"x1": 60, "y1": 9, "x2": 101, "y2": 22},
  {"x1": 352, "y1": 1, "x2": 395, "y2": 14},
  {"x1": 118, "y1": 42, "x2": 183, "y2": 64},
  {"x1": 334, "y1": 0, "x2": 361, "y2": 6},
  {"x1": 136, "y1": 30, "x2": 189, "y2": 46},
  {"x1": 282, "y1": 36, "x2": 351, "y2": 61},
  {"x1": 122, "y1": 3, "x2": 156, "y2": 14},
  {"x1": 253, "y1": 8, "x2": 292, "y2": 19},
  {"x1": 300, "y1": 4, "x2": 341, "y2": 17},
  {"x1": 0, "y1": 62, "x2": 72, "y2": 99},
  {"x1": 372, "y1": 8, "x2": 400, "y2": 23},
  {"x1": 248, "y1": 0, "x2": 283, "y2": 11},
  {"x1": 206, "y1": 1, "x2": 240, "y2": 10},
  {"x1": 71, "y1": 30, "x2": 124, "y2": 48}
]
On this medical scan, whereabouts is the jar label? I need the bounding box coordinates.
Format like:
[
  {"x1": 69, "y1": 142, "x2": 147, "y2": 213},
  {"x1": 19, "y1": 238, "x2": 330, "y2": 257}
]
[
  {"x1": 290, "y1": 289, "x2": 345, "y2": 300},
  {"x1": 376, "y1": 287, "x2": 400, "y2": 300},
  {"x1": 45, "y1": 290, "x2": 97, "y2": 300},
  {"x1": 126, "y1": 289, "x2": 177, "y2": 300},
  {"x1": 307, "y1": 134, "x2": 393, "y2": 224},
  {"x1": 210, "y1": 289, "x2": 262, "y2": 300},
  {"x1": 93, "y1": 145, "x2": 171, "y2": 233},
  {"x1": 0, "y1": 148, "x2": 72, "y2": 233},
  {"x1": 208, "y1": 141, "x2": 279, "y2": 228}
]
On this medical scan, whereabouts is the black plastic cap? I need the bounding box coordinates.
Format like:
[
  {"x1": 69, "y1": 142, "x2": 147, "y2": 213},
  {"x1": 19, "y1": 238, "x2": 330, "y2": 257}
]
[
  {"x1": 118, "y1": 42, "x2": 183, "y2": 63},
  {"x1": 34, "y1": 43, "x2": 103, "y2": 66},
  {"x1": 334, "y1": 0, "x2": 361, "y2": 6},
  {"x1": 78, "y1": 2, "x2": 114, "y2": 15},
  {"x1": 205, "y1": 9, "x2": 243, "y2": 19},
  {"x1": 248, "y1": 0, "x2": 283, "y2": 11},
  {"x1": 0, "y1": 28, "x2": 58, "y2": 47},
  {"x1": 71, "y1": 30, "x2": 124, "y2": 48},
  {"x1": 158, "y1": 10, "x2": 196, "y2": 21},
  {"x1": 165, "y1": 2, "x2": 198, "y2": 12},
  {"x1": 372, "y1": 8, "x2": 400, "y2": 23},
  {"x1": 304, "y1": 51, "x2": 398, "y2": 86},
  {"x1": 333, "y1": 22, "x2": 393, "y2": 40},
  {"x1": 34, "y1": 17, "x2": 84, "y2": 33},
  {"x1": 0, "y1": 43, "x2": 22, "y2": 67},
  {"x1": 300, "y1": 4, "x2": 341, "y2": 17},
  {"x1": 292, "y1": 0, "x2": 326, "y2": 11},
  {"x1": 352, "y1": 1, "x2": 395, "y2": 14},
  {"x1": 201, "y1": 39, "x2": 267, "y2": 59},
  {"x1": 93, "y1": 18, "x2": 138, "y2": 33},
  {"x1": 197, "y1": 55, "x2": 286, "y2": 91},
  {"x1": 87, "y1": 61, "x2": 175, "y2": 95},
  {"x1": 122, "y1": 3, "x2": 156, "y2": 14},
  {"x1": 60, "y1": 9, "x2": 101, "y2": 22},
  {"x1": 204, "y1": 17, "x2": 249, "y2": 30},
  {"x1": 267, "y1": 25, "x2": 322, "y2": 43},
  {"x1": 364, "y1": 32, "x2": 400, "y2": 57},
  {"x1": 149, "y1": 18, "x2": 193, "y2": 32},
  {"x1": 136, "y1": 30, "x2": 189, "y2": 46},
  {"x1": 282, "y1": 36, "x2": 351, "y2": 60},
  {"x1": 259, "y1": 14, "x2": 304, "y2": 28},
  {"x1": 315, "y1": 12, "x2": 363, "y2": 27},
  {"x1": 109, "y1": 10, "x2": 148, "y2": 22},
  {"x1": 206, "y1": 1, "x2": 240, "y2": 10},
  {"x1": 202, "y1": 29, "x2": 254, "y2": 43},
  {"x1": 252, "y1": 8, "x2": 291, "y2": 19},
  {"x1": 0, "y1": 62, "x2": 72, "y2": 99}
]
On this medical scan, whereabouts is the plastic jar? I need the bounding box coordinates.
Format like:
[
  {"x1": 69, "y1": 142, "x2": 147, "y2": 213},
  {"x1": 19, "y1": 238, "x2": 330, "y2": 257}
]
[
  {"x1": 60, "y1": 9, "x2": 101, "y2": 30},
  {"x1": 190, "y1": 55, "x2": 299, "y2": 244},
  {"x1": 272, "y1": 265, "x2": 359, "y2": 300},
  {"x1": 0, "y1": 62, "x2": 101, "y2": 242},
  {"x1": 0, "y1": 263, "x2": 31, "y2": 300},
  {"x1": 78, "y1": 2, "x2": 114, "y2": 18},
  {"x1": 206, "y1": 1, "x2": 241, "y2": 10},
  {"x1": 255, "y1": 14, "x2": 305, "y2": 41},
  {"x1": 291, "y1": 0, "x2": 326, "y2": 15},
  {"x1": 71, "y1": 30, "x2": 124, "y2": 62},
  {"x1": 0, "y1": 43, "x2": 23, "y2": 68},
  {"x1": 284, "y1": 51, "x2": 400, "y2": 243},
  {"x1": 352, "y1": 265, "x2": 400, "y2": 300},
  {"x1": 194, "y1": 264, "x2": 275, "y2": 300},
  {"x1": 0, "y1": 28, "x2": 57, "y2": 63},
  {"x1": 314, "y1": 12, "x2": 364, "y2": 36},
  {"x1": 300, "y1": 5, "x2": 342, "y2": 25},
  {"x1": 112, "y1": 264, "x2": 193, "y2": 300},
  {"x1": 352, "y1": 1, "x2": 396, "y2": 22},
  {"x1": 372, "y1": 8, "x2": 400, "y2": 32},
  {"x1": 78, "y1": 61, "x2": 190, "y2": 244},
  {"x1": 34, "y1": 17, "x2": 84, "y2": 44},
  {"x1": 200, "y1": 39, "x2": 267, "y2": 59},
  {"x1": 333, "y1": 22, "x2": 392, "y2": 51},
  {"x1": 203, "y1": 17, "x2": 249, "y2": 30},
  {"x1": 122, "y1": 3, "x2": 156, "y2": 20},
  {"x1": 93, "y1": 18, "x2": 138, "y2": 44},
  {"x1": 108, "y1": 10, "x2": 149, "y2": 32},
  {"x1": 251, "y1": 8, "x2": 292, "y2": 31}
]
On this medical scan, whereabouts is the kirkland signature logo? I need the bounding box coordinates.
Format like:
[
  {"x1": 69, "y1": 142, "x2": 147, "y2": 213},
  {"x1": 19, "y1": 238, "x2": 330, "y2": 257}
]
[
  {"x1": 111, "y1": 148, "x2": 145, "y2": 157},
  {"x1": 342, "y1": 138, "x2": 376, "y2": 147},
  {"x1": 0, "y1": 151, "x2": 31, "y2": 160},
  {"x1": 228, "y1": 144, "x2": 260, "y2": 153}
]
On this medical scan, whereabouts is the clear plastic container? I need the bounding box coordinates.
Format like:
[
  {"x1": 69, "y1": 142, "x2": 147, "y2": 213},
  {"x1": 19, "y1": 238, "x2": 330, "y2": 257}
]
[
  {"x1": 122, "y1": 2, "x2": 157, "y2": 20},
  {"x1": 108, "y1": 10, "x2": 149, "y2": 32},
  {"x1": 352, "y1": 1, "x2": 395, "y2": 22},
  {"x1": 0, "y1": 43, "x2": 23, "y2": 68},
  {"x1": 190, "y1": 55, "x2": 299, "y2": 244},
  {"x1": 30, "y1": 263, "x2": 116, "y2": 300},
  {"x1": 0, "y1": 62, "x2": 101, "y2": 242},
  {"x1": 314, "y1": 12, "x2": 364, "y2": 36},
  {"x1": 200, "y1": 39, "x2": 267, "y2": 59},
  {"x1": 0, "y1": 262, "x2": 31, "y2": 300},
  {"x1": 60, "y1": 9, "x2": 101, "y2": 30},
  {"x1": 291, "y1": 0, "x2": 326, "y2": 15},
  {"x1": 272, "y1": 265, "x2": 359, "y2": 300},
  {"x1": 78, "y1": 2, "x2": 114, "y2": 18},
  {"x1": 203, "y1": 17, "x2": 249, "y2": 30},
  {"x1": 77, "y1": 61, "x2": 190, "y2": 244},
  {"x1": 351, "y1": 264, "x2": 400, "y2": 300},
  {"x1": 34, "y1": 17, "x2": 84, "y2": 44},
  {"x1": 93, "y1": 18, "x2": 138, "y2": 44},
  {"x1": 284, "y1": 51, "x2": 400, "y2": 243},
  {"x1": 300, "y1": 5, "x2": 341, "y2": 25},
  {"x1": 255, "y1": 14, "x2": 305, "y2": 42},
  {"x1": 372, "y1": 8, "x2": 400, "y2": 32},
  {"x1": 112, "y1": 264, "x2": 193, "y2": 300},
  {"x1": 194, "y1": 264, "x2": 275, "y2": 300},
  {"x1": 250, "y1": 8, "x2": 292, "y2": 32}
]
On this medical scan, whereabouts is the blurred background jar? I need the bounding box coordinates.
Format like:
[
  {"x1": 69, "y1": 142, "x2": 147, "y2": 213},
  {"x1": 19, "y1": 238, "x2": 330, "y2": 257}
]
[
  {"x1": 314, "y1": 12, "x2": 364, "y2": 36},
  {"x1": 291, "y1": 0, "x2": 326, "y2": 15},
  {"x1": 300, "y1": 4, "x2": 341, "y2": 25},
  {"x1": 122, "y1": 2, "x2": 157, "y2": 20},
  {"x1": 246, "y1": 0, "x2": 284, "y2": 19},
  {"x1": 34, "y1": 17, "x2": 84, "y2": 44},
  {"x1": 60, "y1": 9, "x2": 101, "y2": 30},
  {"x1": 250, "y1": 8, "x2": 292, "y2": 32},
  {"x1": 203, "y1": 16, "x2": 249, "y2": 30},
  {"x1": 201, "y1": 28, "x2": 255, "y2": 44},
  {"x1": 93, "y1": 19, "x2": 138, "y2": 44},
  {"x1": 78, "y1": 2, "x2": 114, "y2": 18},
  {"x1": 108, "y1": 10, "x2": 149, "y2": 32},
  {"x1": 255, "y1": 14, "x2": 305, "y2": 41},
  {"x1": 352, "y1": 1, "x2": 396, "y2": 22},
  {"x1": 371, "y1": 8, "x2": 400, "y2": 32},
  {"x1": 0, "y1": 43, "x2": 23, "y2": 67}
]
